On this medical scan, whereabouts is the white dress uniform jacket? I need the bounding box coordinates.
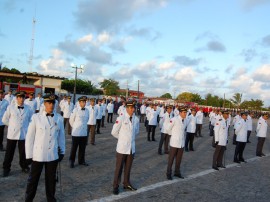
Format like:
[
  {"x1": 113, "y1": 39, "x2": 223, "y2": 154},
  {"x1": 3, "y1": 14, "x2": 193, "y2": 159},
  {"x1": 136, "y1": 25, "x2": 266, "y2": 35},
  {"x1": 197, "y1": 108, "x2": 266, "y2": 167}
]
[
  {"x1": 35, "y1": 97, "x2": 44, "y2": 111},
  {"x1": 173, "y1": 108, "x2": 179, "y2": 117},
  {"x1": 111, "y1": 112, "x2": 139, "y2": 154},
  {"x1": 25, "y1": 111, "x2": 65, "y2": 162},
  {"x1": 95, "y1": 104, "x2": 103, "y2": 119},
  {"x1": 117, "y1": 105, "x2": 126, "y2": 116},
  {"x1": 101, "y1": 103, "x2": 107, "y2": 116},
  {"x1": 186, "y1": 114, "x2": 196, "y2": 133},
  {"x1": 147, "y1": 109, "x2": 158, "y2": 126},
  {"x1": 167, "y1": 116, "x2": 186, "y2": 148},
  {"x1": 159, "y1": 107, "x2": 165, "y2": 118},
  {"x1": 69, "y1": 107, "x2": 89, "y2": 137},
  {"x1": 214, "y1": 117, "x2": 229, "y2": 146},
  {"x1": 235, "y1": 119, "x2": 248, "y2": 142},
  {"x1": 59, "y1": 99, "x2": 67, "y2": 111},
  {"x1": 62, "y1": 102, "x2": 74, "y2": 118},
  {"x1": 247, "y1": 115, "x2": 253, "y2": 131},
  {"x1": 140, "y1": 105, "x2": 146, "y2": 114},
  {"x1": 4, "y1": 94, "x2": 14, "y2": 104},
  {"x1": 2, "y1": 104, "x2": 33, "y2": 140},
  {"x1": 160, "y1": 112, "x2": 171, "y2": 134},
  {"x1": 0, "y1": 99, "x2": 9, "y2": 126},
  {"x1": 107, "y1": 103, "x2": 114, "y2": 113},
  {"x1": 24, "y1": 98, "x2": 38, "y2": 112},
  {"x1": 256, "y1": 117, "x2": 268, "y2": 138},
  {"x1": 233, "y1": 115, "x2": 240, "y2": 127},
  {"x1": 145, "y1": 106, "x2": 151, "y2": 119},
  {"x1": 86, "y1": 105, "x2": 98, "y2": 125},
  {"x1": 196, "y1": 111, "x2": 203, "y2": 124}
]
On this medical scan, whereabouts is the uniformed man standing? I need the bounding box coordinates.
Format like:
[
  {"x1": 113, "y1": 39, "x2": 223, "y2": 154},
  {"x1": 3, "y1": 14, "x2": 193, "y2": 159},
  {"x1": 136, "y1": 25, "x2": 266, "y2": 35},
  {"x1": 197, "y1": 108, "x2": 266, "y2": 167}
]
[
  {"x1": 96, "y1": 100, "x2": 103, "y2": 134},
  {"x1": 195, "y1": 107, "x2": 204, "y2": 137},
  {"x1": 4, "y1": 90, "x2": 14, "y2": 104},
  {"x1": 233, "y1": 112, "x2": 248, "y2": 163},
  {"x1": 117, "y1": 101, "x2": 126, "y2": 116},
  {"x1": 256, "y1": 113, "x2": 268, "y2": 157},
  {"x1": 25, "y1": 94, "x2": 65, "y2": 202},
  {"x1": 158, "y1": 105, "x2": 173, "y2": 155},
  {"x1": 212, "y1": 110, "x2": 229, "y2": 170},
  {"x1": 140, "y1": 102, "x2": 146, "y2": 123},
  {"x1": 101, "y1": 98, "x2": 107, "y2": 128},
  {"x1": 24, "y1": 93, "x2": 37, "y2": 113},
  {"x1": 166, "y1": 107, "x2": 187, "y2": 180},
  {"x1": 34, "y1": 93, "x2": 43, "y2": 113},
  {"x1": 147, "y1": 104, "x2": 158, "y2": 141},
  {"x1": 62, "y1": 96, "x2": 74, "y2": 135},
  {"x1": 107, "y1": 100, "x2": 114, "y2": 123},
  {"x1": 69, "y1": 96, "x2": 89, "y2": 168},
  {"x1": 2, "y1": 92, "x2": 33, "y2": 177},
  {"x1": 0, "y1": 90, "x2": 9, "y2": 151},
  {"x1": 86, "y1": 98, "x2": 98, "y2": 145},
  {"x1": 185, "y1": 108, "x2": 196, "y2": 152},
  {"x1": 111, "y1": 101, "x2": 139, "y2": 195},
  {"x1": 246, "y1": 112, "x2": 253, "y2": 143}
]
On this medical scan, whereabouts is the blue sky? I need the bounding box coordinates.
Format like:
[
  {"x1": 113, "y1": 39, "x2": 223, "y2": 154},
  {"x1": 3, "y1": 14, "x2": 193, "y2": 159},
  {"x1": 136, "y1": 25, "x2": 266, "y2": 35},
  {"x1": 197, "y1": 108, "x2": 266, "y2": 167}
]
[{"x1": 1, "y1": 0, "x2": 270, "y2": 106}]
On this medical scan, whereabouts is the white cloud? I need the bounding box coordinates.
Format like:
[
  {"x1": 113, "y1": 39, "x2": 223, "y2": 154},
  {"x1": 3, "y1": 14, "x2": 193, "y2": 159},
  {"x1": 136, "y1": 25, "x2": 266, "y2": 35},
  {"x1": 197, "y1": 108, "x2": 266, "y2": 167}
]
[
  {"x1": 97, "y1": 32, "x2": 111, "y2": 44},
  {"x1": 159, "y1": 61, "x2": 176, "y2": 70},
  {"x1": 174, "y1": 67, "x2": 197, "y2": 83},
  {"x1": 77, "y1": 34, "x2": 93, "y2": 44},
  {"x1": 252, "y1": 64, "x2": 270, "y2": 82}
]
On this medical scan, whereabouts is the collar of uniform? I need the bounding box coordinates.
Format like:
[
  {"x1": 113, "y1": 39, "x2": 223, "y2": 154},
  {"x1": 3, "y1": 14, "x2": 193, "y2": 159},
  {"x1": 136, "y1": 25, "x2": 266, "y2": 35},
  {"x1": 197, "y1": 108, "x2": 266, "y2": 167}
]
[{"x1": 17, "y1": 104, "x2": 25, "y2": 108}]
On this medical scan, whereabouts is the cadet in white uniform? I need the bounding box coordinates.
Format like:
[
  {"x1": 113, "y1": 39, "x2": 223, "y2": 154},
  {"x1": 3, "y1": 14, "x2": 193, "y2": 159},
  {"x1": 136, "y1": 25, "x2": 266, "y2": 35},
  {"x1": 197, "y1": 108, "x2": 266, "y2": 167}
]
[
  {"x1": 212, "y1": 110, "x2": 229, "y2": 170},
  {"x1": 0, "y1": 90, "x2": 9, "y2": 151},
  {"x1": 59, "y1": 95, "x2": 67, "y2": 116},
  {"x1": 117, "y1": 101, "x2": 126, "y2": 116},
  {"x1": 158, "y1": 105, "x2": 173, "y2": 155},
  {"x1": 140, "y1": 103, "x2": 146, "y2": 123},
  {"x1": 195, "y1": 107, "x2": 204, "y2": 137},
  {"x1": 166, "y1": 107, "x2": 187, "y2": 180},
  {"x1": 107, "y1": 100, "x2": 114, "y2": 123},
  {"x1": 246, "y1": 112, "x2": 253, "y2": 143},
  {"x1": 232, "y1": 111, "x2": 241, "y2": 144},
  {"x1": 86, "y1": 98, "x2": 98, "y2": 145},
  {"x1": 233, "y1": 112, "x2": 248, "y2": 163},
  {"x1": 256, "y1": 113, "x2": 268, "y2": 157},
  {"x1": 24, "y1": 93, "x2": 37, "y2": 113},
  {"x1": 101, "y1": 98, "x2": 107, "y2": 128},
  {"x1": 35, "y1": 93, "x2": 43, "y2": 113},
  {"x1": 69, "y1": 96, "x2": 89, "y2": 168},
  {"x1": 4, "y1": 90, "x2": 14, "y2": 104},
  {"x1": 25, "y1": 94, "x2": 65, "y2": 202},
  {"x1": 185, "y1": 108, "x2": 196, "y2": 152},
  {"x1": 2, "y1": 92, "x2": 33, "y2": 177},
  {"x1": 111, "y1": 101, "x2": 139, "y2": 195},
  {"x1": 62, "y1": 96, "x2": 74, "y2": 135},
  {"x1": 147, "y1": 104, "x2": 158, "y2": 141}
]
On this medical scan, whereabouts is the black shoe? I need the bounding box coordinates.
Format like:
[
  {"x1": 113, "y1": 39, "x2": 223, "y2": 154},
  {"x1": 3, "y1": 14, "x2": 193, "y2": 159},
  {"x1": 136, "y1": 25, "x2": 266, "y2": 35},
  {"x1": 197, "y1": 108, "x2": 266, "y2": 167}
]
[
  {"x1": 217, "y1": 165, "x2": 226, "y2": 168},
  {"x1": 152, "y1": 139, "x2": 156, "y2": 141},
  {"x1": 91, "y1": 143, "x2": 96, "y2": 145},
  {"x1": 256, "y1": 154, "x2": 263, "y2": 157},
  {"x1": 147, "y1": 139, "x2": 151, "y2": 142},
  {"x1": 262, "y1": 153, "x2": 266, "y2": 156},
  {"x1": 164, "y1": 151, "x2": 169, "y2": 154},
  {"x1": 123, "y1": 185, "x2": 137, "y2": 191},
  {"x1": 174, "y1": 174, "x2": 184, "y2": 179},
  {"x1": 97, "y1": 132, "x2": 101, "y2": 134},
  {"x1": 234, "y1": 160, "x2": 241, "y2": 164},
  {"x1": 167, "y1": 175, "x2": 173, "y2": 180},
  {"x1": 239, "y1": 159, "x2": 247, "y2": 163},
  {"x1": 190, "y1": 149, "x2": 195, "y2": 151},
  {"x1": 247, "y1": 141, "x2": 251, "y2": 143},
  {"x1": 3, "y1": 170, "x2": 10, "y2": 177},
  {"x1": 185, "y1": 149, "x2": 189, "y2": 152},
  {"x1": 158, "y1": 151, "x2": 162, "y2": 155},
  {"x1": 113, "y1": 187, "x2": 119, "y2": 195},
  {"x1": 199, "y1": 135, "x2": 203, "y2": 137},
  {"x1": 212, "y1": 166, "x2": 219, "y2": 170},
  {"x1": 22, "y1": 167, "x2": 30, "y2": 173},
  {"x1": 79, "y1": 162, "x2": 89, "y2": 166},
  {"x1": 70, "y1": 161, "x2": 74, "y2": 168}
]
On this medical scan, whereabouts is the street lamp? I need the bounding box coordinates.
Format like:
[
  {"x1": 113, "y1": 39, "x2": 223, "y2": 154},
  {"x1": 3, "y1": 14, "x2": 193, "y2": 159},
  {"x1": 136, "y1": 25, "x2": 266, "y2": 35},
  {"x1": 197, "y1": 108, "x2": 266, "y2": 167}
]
[{"x1": 71, "y1": 63, "x2": 84, "y2": 104}]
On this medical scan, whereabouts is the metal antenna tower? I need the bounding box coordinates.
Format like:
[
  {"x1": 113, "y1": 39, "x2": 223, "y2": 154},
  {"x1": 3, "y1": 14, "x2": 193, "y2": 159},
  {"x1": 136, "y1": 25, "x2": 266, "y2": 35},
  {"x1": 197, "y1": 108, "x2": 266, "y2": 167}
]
[{"x1": 29, "y1": 6, "x2": 36, "y2": 72}]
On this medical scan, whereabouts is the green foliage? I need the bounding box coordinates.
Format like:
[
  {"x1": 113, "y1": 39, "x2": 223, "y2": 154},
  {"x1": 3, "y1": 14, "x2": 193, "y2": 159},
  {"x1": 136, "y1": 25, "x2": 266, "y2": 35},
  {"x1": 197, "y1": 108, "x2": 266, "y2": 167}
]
[
  {"x1": 0, "y1": 67, "x2": 21, "y2": 74},
  {"x1": 176, "y1": 92, "x2": 202, "y2": 103},
  {"x1": 61, "y1": 79, "x2": 101, "y2": 95},
  {"x1": 230, "y1": 93, "x2": 242, "y2": 108},
  {"x1": 99, "y1": 78, "x2": 120, "y2": 95},
  {"x1": 160, "y1": 93, "x2": 172, "y2": 99}
]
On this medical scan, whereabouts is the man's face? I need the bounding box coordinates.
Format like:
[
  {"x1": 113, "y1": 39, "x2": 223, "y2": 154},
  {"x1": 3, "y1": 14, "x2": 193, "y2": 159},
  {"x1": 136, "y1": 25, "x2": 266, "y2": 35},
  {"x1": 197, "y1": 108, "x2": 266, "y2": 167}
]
[
  {"x1": 17, "y1": 96, "x2": 24, "y2": 106},
  {"x1": 167, "y1": 108, "x2": 172, "y2": 114},
  {"x1": 98, "y1": 101, "x2": 101, "y2": 105},
  {"x1": 126, "y1": 106, "x2": 135, "y2": 116},
  {"x1": 44, "y1": 101, "x2": 55, "y2": 113},
  {"x1": 90, "y1": 101, "x2": 95, "y2": 106},
  {"x1": 191, "y1": 110, "x2": 196, "y2": 115},
  {"x1": 8, "y1": 91, "x2": 12, "y2": 95},
  {"x1": 242, "y1": 114, "x2": 247, "y2": 120},
  {"x1": 223, "y1": 113, "x2": 229, "y2": 120},
  {"x1": 180, "y1": 111, "x2": 187, "y2": 119},
  {"x1": 38, "y1": 94, "x2": 41, "y2": 98},
  {"x1": 263, "y1": 115, "x2": 269, "y2": 120},
  {"x1": 80, "y1": 100, "x2": 86, "y2": 108},
  {"x1": 67, "y1": 98, "x2": 71, "y2": 103},
  {"x1": 29, "y1": 95, "x2": 34, "y2": 99}
]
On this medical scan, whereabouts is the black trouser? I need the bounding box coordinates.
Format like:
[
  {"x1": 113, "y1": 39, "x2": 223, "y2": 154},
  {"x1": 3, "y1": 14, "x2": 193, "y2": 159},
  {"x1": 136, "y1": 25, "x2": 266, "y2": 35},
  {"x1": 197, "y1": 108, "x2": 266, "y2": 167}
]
[
  {"x1": 113, "y1": 152, "x2": 134, "y2": 189},
  {"x1": 25, "y1": 160, "x2": 58, "y2": 202},
  {"x1": 145, "y1": 120, "x2": 149, "y2": 132},
  {"x1": 107, "y1": 113, "x2": 113, "y2": 123},
  {"x1": 247, "y1": 130, "x2": 251, "y2": 142},
  {"x1": 101, "y1": 116, "x2": 105, "y2": 127},
  {"x1": 234, "y1": 141, "x2": 246, "y2": 161},
  {"x1": 209, "y1": 125, "x2": 214, "y2": 136},
  {"x1": 233, "y1": 129, "x2": 237, "y2": 145},
  {"x1": 140, "y1": 114, "x2": 145, "y2": 123},
  {"x1": 147, "y1": 125, "x2": 156, "y2": 141},
  {"x1": 158, "y1": 133, "x2": 170, "y2": 153},
  {"x1": 256, "y1": 137, "x2": 266, "y2": 156},
  {"x1": 69, "y1": 136, "x2": 87, "y2": 164},
  {"x1": 0, "y1": 125, "x2": 5, "y2": 147},
  {"x1": 64, "y1": 118, "x2": 72, "y2": 135},
  {"x1": 185, "y1": 132, "x2": 195, "y2": 150},
  {"x1": 166, "y1": 147, "x2": 184, "y2": 176},
  {"x1": 196, "y1": 124, "x2": 202, "y2": 136},
  {"x1": 212, "y1": 145, "x2": 226, "y2": 167},
  {"x1": 3, "y1": 139, "x2": 27, "y2": 172},
  {"x1": 96, "y1": 119, "x2": 101, "y2": 133}
]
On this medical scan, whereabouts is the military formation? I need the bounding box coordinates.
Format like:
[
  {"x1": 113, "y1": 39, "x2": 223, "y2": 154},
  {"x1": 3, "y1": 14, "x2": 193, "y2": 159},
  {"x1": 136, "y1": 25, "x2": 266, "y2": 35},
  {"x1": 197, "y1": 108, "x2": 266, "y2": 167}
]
[{"x1": 0, "y1": 90, "x2": 269, "y2": 201}]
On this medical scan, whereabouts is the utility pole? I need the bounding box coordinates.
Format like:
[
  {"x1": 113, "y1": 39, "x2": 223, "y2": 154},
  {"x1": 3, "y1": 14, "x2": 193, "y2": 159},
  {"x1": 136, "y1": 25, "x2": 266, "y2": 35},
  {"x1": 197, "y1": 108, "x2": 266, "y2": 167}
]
[{"x1": 71, "y1": 64, "x2": 84, "y2": 104}]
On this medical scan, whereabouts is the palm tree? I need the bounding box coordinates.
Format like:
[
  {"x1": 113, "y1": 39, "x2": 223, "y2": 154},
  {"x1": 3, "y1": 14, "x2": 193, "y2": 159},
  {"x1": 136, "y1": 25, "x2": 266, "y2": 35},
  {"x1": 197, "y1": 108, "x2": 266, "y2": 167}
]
[{"x1": 230, "y1": 93, "x2": 242, "y2": 108}]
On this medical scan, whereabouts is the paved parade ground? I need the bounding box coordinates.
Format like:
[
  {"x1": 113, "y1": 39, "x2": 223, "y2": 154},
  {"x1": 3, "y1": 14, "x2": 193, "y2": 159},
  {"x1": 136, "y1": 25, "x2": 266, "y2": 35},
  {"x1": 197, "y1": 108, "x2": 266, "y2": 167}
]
[{"x1": 0, "y1": 116, "x2": 269, "y2": 202}]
